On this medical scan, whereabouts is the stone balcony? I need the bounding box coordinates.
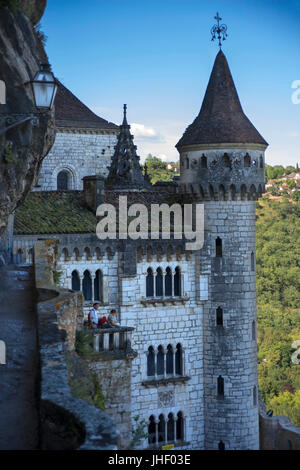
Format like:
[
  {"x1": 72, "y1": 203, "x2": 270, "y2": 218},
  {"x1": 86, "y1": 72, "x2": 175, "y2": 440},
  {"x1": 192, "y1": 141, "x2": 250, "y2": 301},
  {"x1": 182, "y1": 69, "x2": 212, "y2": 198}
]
[
  {"x1": 92, "y1": 327, "x2": 137, "y2": 359},
  {"x1": 140, "y1": 294, "x2": 190, "y2": 307}
]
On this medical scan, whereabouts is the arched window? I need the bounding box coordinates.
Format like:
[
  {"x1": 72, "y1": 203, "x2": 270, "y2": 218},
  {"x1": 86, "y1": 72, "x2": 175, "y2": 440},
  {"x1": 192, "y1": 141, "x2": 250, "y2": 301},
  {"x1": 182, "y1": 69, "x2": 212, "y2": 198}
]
[
  {"x1": 71, "y1": 270, "x2": 80, "y2": 291},
  {"x1": 201, "y1": 155, "x2": 207, "y2": 169},
  {"x1": 216, "y1": 237, "x2": 222, "y2": 257},
  {"x1": 186, "y1": 157, "x2": 189, "y2": 169},
  {"x1": 216, "y1": 307, "x2": 223, "y2": 326},
  {"x1": 82, "y1": 270, "x2": 92, "y2": 301},
  {"x1": 253, "y1": 386, "x2": 257, "y2": 406},
  {"x1": 62, "y1": 248, "x2": 69, "y2": 261},
  {"x1": 244, "y1": 154, "x2": 251, "y2": 167},
  {"x1": 94, "y1": 269, "x2": 103, "y2": 302},
  {"x1": 217, "y1": 376, "x2": 224, "y2": 397},
  {"x1": 156, "y1": 268, "x2": 163, "y2": 297},
  {"x1": 176, "y1": 412, "x2": 184, "y2": 441},
  {"x1": 158, "y1": 415, "x2": 165, "y2": 442},
  {"x1": 166, "y1": 344, "x2": 174, "y2": 375},
  {"x1": 57, "y1": 170, "x2": 69, "y2": 190},
  {"x1": 219, "y1": 184, "x2": 226, "y2": 201},
  {"x1": 175, "y1": 344, "x2": 183, "y2": 375},
  {"x1": 209, "y1": 184, "x2": 215, "y2": 199},
  {"x1": 174, "y1": 267, "x2": 181, "y2": 296},
  {"x1": 259, "y1": 155, "x2": 264, "y2": 168},
  {"x1": 148, "y1": 416, "x2": 156, "y2": 444},
  {"x1": 146, "y1": 268, "x2": 154, "y2": 297},
  {"x1": 230, "y1": 184, "x2": 237, "y2": 201},
  {"x1": 167, "y1": 413, "x2": 175, "y2": 442},
  {"x1": 241, "y1": 184, "x2": 247, "y2": 201},
  {"x1": 157, "y1": 345, "x2": 164, "y2": 376},
  {"x1": 73, "y1": 248, "x2": 80, "y2": 261},
  {"x1": 147, "y1": 346, "x2": 155, "y2": 377},
  {"x1": 223, "y1": 153, "x2": 231, "y2": 169},
  {"x1": 165, "y1": 267, "x2": 172, "y2": 296},
  {"x1": 251, "y1": 252, "x2": 255, "y2": 271}
]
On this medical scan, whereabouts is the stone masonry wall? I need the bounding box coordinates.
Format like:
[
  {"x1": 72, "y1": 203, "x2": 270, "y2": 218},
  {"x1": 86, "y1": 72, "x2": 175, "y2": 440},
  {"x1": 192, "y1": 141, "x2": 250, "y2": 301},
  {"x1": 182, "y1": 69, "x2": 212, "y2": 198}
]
[
  {"x1": 201, "y1": 201, "x2": 259, "y2": 450},
  {"x1": 88, "y1": 358, "x2": 133, "y2": 449},
  {"x1": 36, "y1": 130, "x2": 118, "y2": 190}
]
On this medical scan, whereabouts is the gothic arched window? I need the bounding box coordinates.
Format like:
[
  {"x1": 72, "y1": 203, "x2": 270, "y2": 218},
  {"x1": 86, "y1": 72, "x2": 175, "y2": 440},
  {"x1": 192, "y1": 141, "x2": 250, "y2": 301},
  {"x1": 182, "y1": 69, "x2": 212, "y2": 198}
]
[
  {"x1": 166, "y1": 344, "x2": 174, "y2": 375},
  {"x1": 147, "y1": 346, "x2": 155, "y2": 377},
  {"x1": 82, "y1": 270, "x2": 92, "y2": 301},
  {"x1": 165, "y1": 267, "x2": 172, "y2": 296},
  {"x1": 157, "y1": 345, "x2": 164, "y2": 376},
  {"x1": 201, "y1": 154, "x2": 207, "y2": 169},
  {"x1": 148, "y1": 415, "x2": 156, "y2": 444},
  {"x1": 94, "y1": 269, "x2": 103, "y2": 302},
  {"x1": 176, "y1": 412, "x2": 184, "y2": 441},
  {"x1": 57, "y1": 170, "x2": 69, "y2": 190},
  {"x1": 158, "y1": 414, "x2": 165, "y2": 442},
  {"x1": 174, "y1": 266, "x2": 181, "y2": 296},
  {"x1": 71, "y1": 270, "x2": 80, "y2": 291},
  {"x1": 175, "y1": 343, "x2": 183, "y2": 375},
  {"x1": 167, "y1": 413, "x2": 175, "y2": 442},
  {"x1": 244, "y1": 154, "x2": 251, "y2": 167},
  {"x1": 156, "y1": 268, "x2": 163, "y2": 297},
  {"x1": 146, "y1": 268, "x2": 154, "y2": 297}
]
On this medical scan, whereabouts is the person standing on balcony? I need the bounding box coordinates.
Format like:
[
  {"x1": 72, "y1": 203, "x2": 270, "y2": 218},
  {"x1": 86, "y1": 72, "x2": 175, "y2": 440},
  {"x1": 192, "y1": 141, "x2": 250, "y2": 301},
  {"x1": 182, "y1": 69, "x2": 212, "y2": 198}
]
[{"x1": 88, "y1": 303, "x2": 100, "y2": 329}]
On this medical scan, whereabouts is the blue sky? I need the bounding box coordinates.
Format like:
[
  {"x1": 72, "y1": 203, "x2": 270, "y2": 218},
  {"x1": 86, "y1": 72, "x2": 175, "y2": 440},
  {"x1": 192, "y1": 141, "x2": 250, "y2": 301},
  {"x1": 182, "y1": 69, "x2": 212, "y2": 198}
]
[{"x1": 42, "y1": 0, "x2": 300, "y2": 165}]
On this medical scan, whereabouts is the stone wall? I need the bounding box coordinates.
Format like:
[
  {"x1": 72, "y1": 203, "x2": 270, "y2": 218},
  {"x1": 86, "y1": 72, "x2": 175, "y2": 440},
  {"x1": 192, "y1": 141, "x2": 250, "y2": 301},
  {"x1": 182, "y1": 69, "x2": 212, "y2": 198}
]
[
  {"x1": 34, "y1": 239, "x2": 120, "y2": 449},
  {"x1": 259, "y1": 396, "x2": 300, "y2": 450},
  {"x1": 88, "y1": 357, "x2": 133, "y2": 449},
  {"x1": 36, "y1": 130, "x2": 118, "y2": 190}
]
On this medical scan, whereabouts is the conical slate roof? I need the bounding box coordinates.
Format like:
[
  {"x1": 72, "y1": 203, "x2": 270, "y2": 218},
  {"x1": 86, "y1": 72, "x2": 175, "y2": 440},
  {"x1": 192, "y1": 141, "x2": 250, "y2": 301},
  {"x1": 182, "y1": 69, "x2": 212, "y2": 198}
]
[
  {"x1": 106, "y1": 105, "x2": 151, "y2": 190},
  {"x1": 176, "y1": 50, "x2": 268, "y2": 148}
]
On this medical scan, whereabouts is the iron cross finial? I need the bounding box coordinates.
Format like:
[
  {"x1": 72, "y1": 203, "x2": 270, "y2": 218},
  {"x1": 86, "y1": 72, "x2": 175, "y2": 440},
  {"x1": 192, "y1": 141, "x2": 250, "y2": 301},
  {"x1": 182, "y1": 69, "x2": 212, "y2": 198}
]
[
  {"x1": 123, "y1": 103, "x2": 127, "y2": 118},
  {"x1": 211, "y1": 12, "x2": 228, "y2": 49}
]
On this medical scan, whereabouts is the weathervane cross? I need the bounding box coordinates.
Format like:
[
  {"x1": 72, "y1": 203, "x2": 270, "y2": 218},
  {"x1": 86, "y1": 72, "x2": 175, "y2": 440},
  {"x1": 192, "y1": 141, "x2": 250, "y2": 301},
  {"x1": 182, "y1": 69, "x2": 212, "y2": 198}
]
[{"x1": 211, "y1": 12, "x2": 228, "y2": 49}]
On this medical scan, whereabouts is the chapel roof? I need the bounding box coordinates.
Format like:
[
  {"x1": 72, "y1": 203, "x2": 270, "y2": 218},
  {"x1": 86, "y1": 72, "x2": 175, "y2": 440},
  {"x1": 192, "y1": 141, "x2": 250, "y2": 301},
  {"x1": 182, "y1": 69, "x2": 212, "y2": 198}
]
[{"x1": 176, "y1": 50, "x2": 268, "y2": 148}]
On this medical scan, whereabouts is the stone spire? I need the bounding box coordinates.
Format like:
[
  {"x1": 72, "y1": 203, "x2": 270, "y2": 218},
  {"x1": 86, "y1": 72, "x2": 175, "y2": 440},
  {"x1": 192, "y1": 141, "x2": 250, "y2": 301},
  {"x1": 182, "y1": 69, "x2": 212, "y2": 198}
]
[
  {"x1": 176, "y1": 50, "x2": 268, "y2": 148},
  {"x1": 106, "y1": 105, "x2": 150, "y2": 190}
]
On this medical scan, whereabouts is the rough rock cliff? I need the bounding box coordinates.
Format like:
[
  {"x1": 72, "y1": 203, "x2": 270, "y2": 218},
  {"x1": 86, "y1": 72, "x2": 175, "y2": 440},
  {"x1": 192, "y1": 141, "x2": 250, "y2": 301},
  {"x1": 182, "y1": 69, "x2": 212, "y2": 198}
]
[{"x1": 0, "y1": 1, "x2": 55, "y2": 240}]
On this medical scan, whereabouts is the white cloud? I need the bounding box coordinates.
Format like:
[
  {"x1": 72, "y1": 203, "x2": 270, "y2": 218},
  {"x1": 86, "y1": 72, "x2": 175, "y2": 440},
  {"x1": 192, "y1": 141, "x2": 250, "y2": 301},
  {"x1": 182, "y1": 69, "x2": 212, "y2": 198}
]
[{"x1": 131, "y1": 123, "x2": 165, "y2": 143}]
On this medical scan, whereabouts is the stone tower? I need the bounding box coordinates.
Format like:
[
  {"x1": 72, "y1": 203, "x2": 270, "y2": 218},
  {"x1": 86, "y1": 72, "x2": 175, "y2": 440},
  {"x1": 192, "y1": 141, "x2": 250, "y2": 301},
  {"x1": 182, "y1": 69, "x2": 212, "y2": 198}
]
[{"x1": 176, "y1": 50, "x2": 268, "y2": 449}]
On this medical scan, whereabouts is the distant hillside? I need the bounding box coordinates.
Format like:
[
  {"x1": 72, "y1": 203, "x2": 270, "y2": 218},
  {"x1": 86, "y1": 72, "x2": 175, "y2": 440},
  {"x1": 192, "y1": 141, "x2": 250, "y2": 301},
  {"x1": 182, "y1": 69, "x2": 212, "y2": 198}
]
[{"x1": 256, "y1": 197, "x2": 300, "y2": 425}]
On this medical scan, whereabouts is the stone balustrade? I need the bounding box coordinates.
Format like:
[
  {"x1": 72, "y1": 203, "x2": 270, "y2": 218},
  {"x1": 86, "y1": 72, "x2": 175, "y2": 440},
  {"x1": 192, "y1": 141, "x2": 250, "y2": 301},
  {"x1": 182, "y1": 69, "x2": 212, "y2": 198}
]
[{"x1": 92, "y1": 327, "x2": 135, "y2": 353}]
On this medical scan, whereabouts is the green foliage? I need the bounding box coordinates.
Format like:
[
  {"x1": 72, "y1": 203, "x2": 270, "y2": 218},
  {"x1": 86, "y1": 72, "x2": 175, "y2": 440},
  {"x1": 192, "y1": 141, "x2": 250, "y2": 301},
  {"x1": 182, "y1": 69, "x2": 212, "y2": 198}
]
[
  {"x1": 126, "y1": 415, "x2": 148, "y2": 449},
  {"x1": 52, "y1": 270, "x2": 63, "y2": 286},
  {"x1": 3, "y1": 140, "x2": 17, "y2": 164},
  {"x1": 269, "y1": 391, "x2": 300, "y2": 427},
  {"x1": 0, "y1": 0, "x2": 19, "y2": 14},
  {"x1": 143, "y1": 154, "x2": 178, "y2": 184},
  {"x1": 90, "y1": 371, "x2": 106, "y2": 410},
  {"x1": 256, "y1": 198, "x2": 300, "y2": 423},
  {"x1": 34, "y1": 22, "x2": 47, "y2": 46},
  {"x1": 265, "y1": 164, "x2": 299, "y2": 181},
  {"x1": 75, "y1": 328, "x2": 94, "y2": 357}
]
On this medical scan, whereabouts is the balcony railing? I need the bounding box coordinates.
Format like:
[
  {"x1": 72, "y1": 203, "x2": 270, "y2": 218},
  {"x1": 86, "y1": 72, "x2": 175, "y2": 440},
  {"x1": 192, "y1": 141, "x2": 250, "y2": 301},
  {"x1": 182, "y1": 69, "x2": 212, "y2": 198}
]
[{"x1": 92, "y1": 326, "x2": 135, "y2": 353}]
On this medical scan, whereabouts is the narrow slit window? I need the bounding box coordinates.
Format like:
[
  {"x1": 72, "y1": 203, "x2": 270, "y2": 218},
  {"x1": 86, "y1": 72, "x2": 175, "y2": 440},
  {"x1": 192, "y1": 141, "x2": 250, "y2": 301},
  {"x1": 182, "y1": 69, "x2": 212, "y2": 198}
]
[
  {"x1": 216, "y1": 237, "x2": 222, "y2": 257},
  {"x1": 216, "y1": 307, "x2": 223, "y2": 326}
]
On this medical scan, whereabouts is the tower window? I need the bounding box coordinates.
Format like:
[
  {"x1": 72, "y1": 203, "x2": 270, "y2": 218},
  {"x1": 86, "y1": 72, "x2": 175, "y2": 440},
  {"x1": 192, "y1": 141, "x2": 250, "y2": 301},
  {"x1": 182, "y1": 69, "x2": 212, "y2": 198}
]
[
  {"x1": 186, "y1": 157, "x2": 189, "y2": 169},
  {"x1": 174, "y1": 266, "x2": 181, "y2": 296},
  {"x1": 216, "y1": 307, "x2": 223, "y2": 326},
  {"x1": 147, "y1": 346, "x2": 155, "y2": 377},
  {"x1": 148, "y1": 415, "x2": 156, "y2": 444},
  {"x1": 148, "y1": 412, "x2": 184, "y2": 447},
  {"x1": 175, "y1": 343, "x2": 183, "y2": 375},
  {"x1": 259, "y1": 155, "x2": 264, "y2": 168},
  {"x1": 244, "y1": 154, "x2": 251, "y2": 167},
  {"x1": 252, "y1": 320, "x2": 256, "y2": 340},
  {"x1": 167, "y1": 413, "x2": 175, "y2": 442},
  {"x1": 253, "y1": 386, "x2": 257, "y2": 406},
  {"x1": 94, "y1": 269, "x2": 103, "y2": 302},
  {"x1": 176, "y1": 412, "x2": 184, "y2": 441},
  {"x1": 217, "y1": 376, "x2": 224, "y2": 397},
  {"x1": 165, "y1": 267, "x2": 172, "y2": 296},
  {"x1": 146, "y1": 344, "x2": 183, "y2": 379},
  {"x1": 216, "y1": 237, "x2": 222, "y2": 257},
  {"x1": 157, "y1": 345, "x2": 164, "y2": 376},
  {"x1": 166, "y1": 344, "x2": 174, "y2": 375},
  {"x1": 218, "y1": 440, "x2": 225, "y2": 450},
  {"x1": 201, "y1": 155, "x2": 207, "y2": 168}
]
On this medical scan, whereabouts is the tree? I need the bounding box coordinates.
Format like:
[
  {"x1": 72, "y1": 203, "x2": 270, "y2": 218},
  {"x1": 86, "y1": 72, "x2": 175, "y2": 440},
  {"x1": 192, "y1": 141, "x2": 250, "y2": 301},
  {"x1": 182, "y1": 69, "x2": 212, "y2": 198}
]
[{"x1": 143, "y1": 154, "x2": 178, "y2": 184}]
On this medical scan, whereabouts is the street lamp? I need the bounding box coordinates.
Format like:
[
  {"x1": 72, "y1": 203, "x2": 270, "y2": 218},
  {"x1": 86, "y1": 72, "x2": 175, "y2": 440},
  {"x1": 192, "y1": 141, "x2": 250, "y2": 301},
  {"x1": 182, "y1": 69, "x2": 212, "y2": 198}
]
[
  {"x1": 31, "y1": 63, "x2": 57, "y2": 110},
  {"x1": 0, "y1": 62, "x2": 57, "y2": 136}
]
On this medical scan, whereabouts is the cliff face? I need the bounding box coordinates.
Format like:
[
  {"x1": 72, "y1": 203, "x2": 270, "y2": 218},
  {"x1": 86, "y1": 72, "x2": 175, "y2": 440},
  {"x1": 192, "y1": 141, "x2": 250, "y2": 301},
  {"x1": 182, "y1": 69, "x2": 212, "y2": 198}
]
[{"x1": 0, "y1": 2, "x2": 55, "y2": 238}]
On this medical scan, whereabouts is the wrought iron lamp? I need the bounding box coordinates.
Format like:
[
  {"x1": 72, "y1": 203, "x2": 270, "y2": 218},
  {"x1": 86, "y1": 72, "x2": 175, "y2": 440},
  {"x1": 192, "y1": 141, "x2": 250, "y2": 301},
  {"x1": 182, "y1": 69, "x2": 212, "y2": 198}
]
[{"x1": 0, "y1": 62, "x2": 57, "y2": 136}]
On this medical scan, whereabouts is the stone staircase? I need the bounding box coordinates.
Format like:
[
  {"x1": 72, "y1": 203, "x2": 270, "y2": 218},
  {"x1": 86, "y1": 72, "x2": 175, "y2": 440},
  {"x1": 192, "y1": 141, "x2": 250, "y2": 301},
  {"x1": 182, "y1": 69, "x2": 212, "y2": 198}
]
[{"x1": 0, "y1": 265, "x2": 39, "y2": 450}]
